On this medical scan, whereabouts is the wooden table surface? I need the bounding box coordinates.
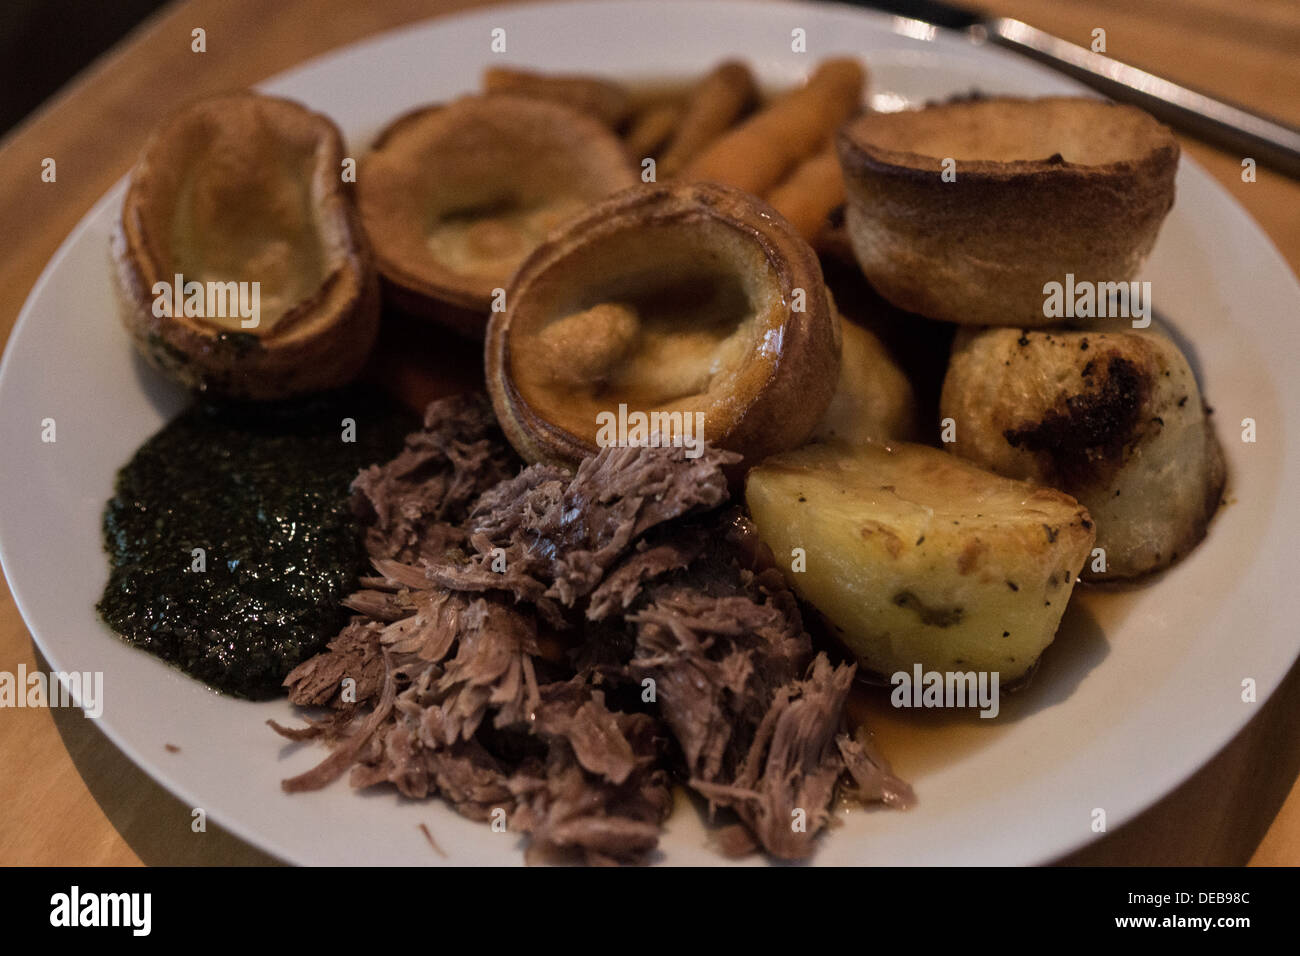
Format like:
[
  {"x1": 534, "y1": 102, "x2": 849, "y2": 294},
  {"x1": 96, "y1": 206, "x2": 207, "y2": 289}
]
[{"x1": 1, "y1": 0, "x2": 1297, "y2": 866}]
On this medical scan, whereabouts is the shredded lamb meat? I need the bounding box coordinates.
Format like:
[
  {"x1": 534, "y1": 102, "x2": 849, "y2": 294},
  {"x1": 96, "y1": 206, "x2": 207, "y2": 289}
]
[{"x1": 276, "y1": 394, "x2": 911, "y2": 864}]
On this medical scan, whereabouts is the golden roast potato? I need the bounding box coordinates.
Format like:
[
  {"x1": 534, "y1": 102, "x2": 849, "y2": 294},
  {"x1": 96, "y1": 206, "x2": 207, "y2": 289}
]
[
  {"x1": 745, "y1": 440, "x2": 1095, "y2": 682},
  {"x1": 813, "y1": 313, "x2": 918, "y2": 445},
  {"x1": 940, "y1": 326, "x2": 1225, "y2": 579}
]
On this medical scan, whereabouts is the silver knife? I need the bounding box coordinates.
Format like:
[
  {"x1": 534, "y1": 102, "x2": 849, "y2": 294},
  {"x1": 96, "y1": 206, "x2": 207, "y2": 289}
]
[{"x1": 846, "y1": 0, "x2": 1300, "y2": 178}]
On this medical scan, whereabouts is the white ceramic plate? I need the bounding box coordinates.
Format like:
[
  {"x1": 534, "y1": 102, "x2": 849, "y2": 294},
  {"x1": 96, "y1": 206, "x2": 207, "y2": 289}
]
[{"x1": 2, "y1": 0, "x2": 1298, "y2": 866}]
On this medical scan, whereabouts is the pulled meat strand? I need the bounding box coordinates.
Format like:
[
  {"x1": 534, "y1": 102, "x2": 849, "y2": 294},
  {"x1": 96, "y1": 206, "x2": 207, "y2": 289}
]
[{"x1": 276, "y1": 394, "x2": 909, "y2": 863}]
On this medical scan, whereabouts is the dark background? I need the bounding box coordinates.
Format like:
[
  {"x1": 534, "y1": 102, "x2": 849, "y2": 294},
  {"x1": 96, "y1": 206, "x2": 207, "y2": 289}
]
[{"x1": 0, "y1": 0, "x2": 169, "y2": 137}]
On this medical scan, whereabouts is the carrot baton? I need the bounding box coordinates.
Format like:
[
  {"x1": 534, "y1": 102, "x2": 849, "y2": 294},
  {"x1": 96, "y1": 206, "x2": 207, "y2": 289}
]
[
  {"x1": 624, "y1": 100, "x2": 686, "y2": 159},
  {"x1": 658, "y1": 60, "x2": 757, "y2": 177},
  {"x1": 683, "y1": 58, "x2": 866, "y2": 195},
  {"x1": 766, "y1": 142, "x2": 846, "y2": 241}
]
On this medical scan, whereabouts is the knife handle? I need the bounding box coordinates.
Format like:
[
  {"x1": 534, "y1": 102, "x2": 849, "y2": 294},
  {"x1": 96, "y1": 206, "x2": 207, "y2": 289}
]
[{"x1": 980, "y1": 18, "x2": 1300, "y2": 179}]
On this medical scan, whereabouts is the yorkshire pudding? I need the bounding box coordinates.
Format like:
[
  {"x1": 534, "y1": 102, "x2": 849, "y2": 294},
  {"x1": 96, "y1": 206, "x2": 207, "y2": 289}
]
[
  {"x1": 112, "y1": 92, "x2": 378, "y2": 400},
  {"x1": 481, "y1": 67, "x2": 633, "y2": 128},
  {"x1": 358, "y1": 95, "x2": 638, "y2": 334},
  {"x1": 486, "y1": 181, "x2": 842, "y2": 468},
  {"x1": 837, "y1": 96, "x2": 1179, "y2": 327}
]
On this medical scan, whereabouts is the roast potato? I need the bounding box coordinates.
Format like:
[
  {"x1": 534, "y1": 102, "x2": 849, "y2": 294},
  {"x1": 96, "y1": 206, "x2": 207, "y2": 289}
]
[
  {"x1": 813, "y1": 313, "x2": 918, "y2": 445},
  {"x1": 940, "y1": 326, "x2": 1225, "y2": 579},
  {"x1": 745, "y1": 441, "x2": 1095, "y2": 682}
]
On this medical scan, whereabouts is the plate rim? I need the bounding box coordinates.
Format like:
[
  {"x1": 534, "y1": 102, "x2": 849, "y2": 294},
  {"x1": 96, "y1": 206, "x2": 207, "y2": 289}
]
[{"x1": 2, "y1": 0, "x2": 1299, "y2": 866}]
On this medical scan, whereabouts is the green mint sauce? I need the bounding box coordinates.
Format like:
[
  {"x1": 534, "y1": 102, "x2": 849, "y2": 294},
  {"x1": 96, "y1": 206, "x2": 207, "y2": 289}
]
[{"x1": 97, "y1": 387, "x2": 414, "y2": 699}]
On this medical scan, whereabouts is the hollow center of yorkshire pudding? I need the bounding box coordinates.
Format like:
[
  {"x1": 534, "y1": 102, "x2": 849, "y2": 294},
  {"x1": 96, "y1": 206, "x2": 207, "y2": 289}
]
[
  {"x1": 858, "y1": 97, "x2": 1170, "y2": 166},
  {"x1": 424, "y1": 193, "x2": 588, "y2": 283},
  {"x1": 509, "y1": 217, "x2": 785, "y2": 444},
  {"x1": 157, "y1": 108, "x2": 329, "y2": 335},
  {"x1": 361, "y1": 96, "x2": 636, "y2": 305}
]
